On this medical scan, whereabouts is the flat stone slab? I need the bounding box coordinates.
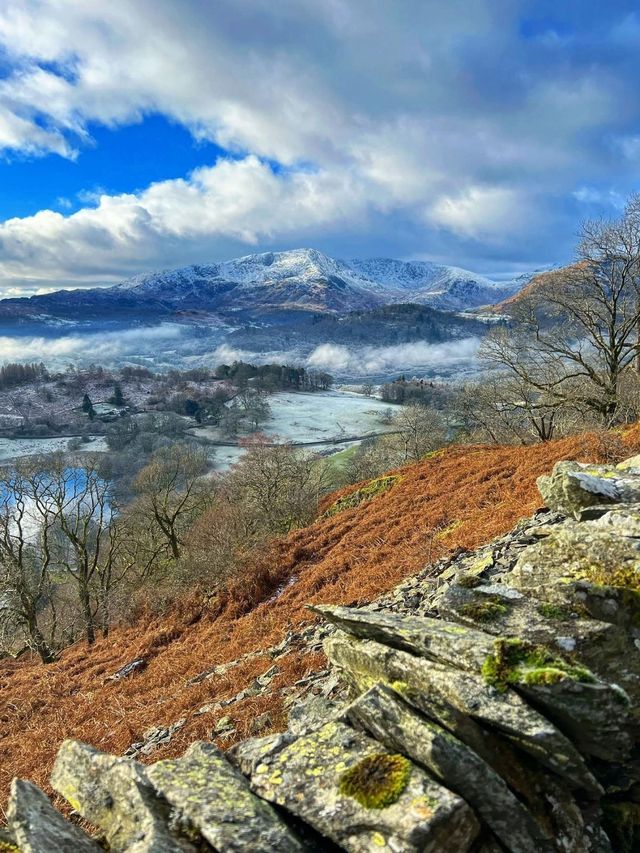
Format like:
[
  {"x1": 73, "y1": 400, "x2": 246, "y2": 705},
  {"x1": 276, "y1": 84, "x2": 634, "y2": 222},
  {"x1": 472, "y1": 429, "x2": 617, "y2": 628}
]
[
  {"x1": 147, "y1": 741, "x2": 304, "y2": 851},
  {"x1": 51, "y1": 739, "x2": 192, "y2": 852},
  {"x1": 312, "y1": 604, "x2": 494, "y2": 671},
  {"x1": 537, "y1": 460, "x2": 640, "y2": 517},
  {"x1": 7, "y1": 778, "x2": 102, "y2": 853},
  {"x1": 233, "y1": 720, "x2": 479, "y2": 852}
]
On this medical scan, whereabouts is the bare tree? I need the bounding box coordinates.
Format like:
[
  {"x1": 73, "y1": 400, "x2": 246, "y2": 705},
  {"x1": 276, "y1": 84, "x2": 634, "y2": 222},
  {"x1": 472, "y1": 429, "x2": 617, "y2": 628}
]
[
  {"x1": 181, "y1": 439, "x2": 331, "y2": 595},
  {"x1": 481, "y1": 194, "x2": 640, "y2": 425},
  {"x1": 133, "y1": 443, "x2": 210, "y2": 560},
  {"x1": 225, "y1": 438, "x2": 330, "y2": 535},
  {"x1": 93, "y1": 512, "x2": 166, "y2": 636},
  {"x1": 453, "y1": 374, "x2": 581, "y2": 445},
  {"x1": 0, "y1": 463, "x2": 58, "y2": 662},
  {"x1": 27, "y1": 454, "x2": 115, "y2": 646},
  {"x1": 393, "y1": 403, "x2": 447, "y2": 462}
]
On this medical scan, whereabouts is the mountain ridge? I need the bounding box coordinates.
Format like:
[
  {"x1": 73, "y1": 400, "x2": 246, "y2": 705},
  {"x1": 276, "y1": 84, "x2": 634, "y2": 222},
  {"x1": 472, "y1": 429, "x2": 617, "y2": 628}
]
[{"x1": 0, "y1": 248, "x2": 524, "y2": 322}]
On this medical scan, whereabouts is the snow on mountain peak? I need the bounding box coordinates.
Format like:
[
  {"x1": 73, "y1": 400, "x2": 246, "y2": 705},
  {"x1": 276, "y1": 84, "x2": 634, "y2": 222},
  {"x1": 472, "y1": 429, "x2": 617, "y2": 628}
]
[{"x1": 111, "y1": 248, "x2": 519, "y2": 312}]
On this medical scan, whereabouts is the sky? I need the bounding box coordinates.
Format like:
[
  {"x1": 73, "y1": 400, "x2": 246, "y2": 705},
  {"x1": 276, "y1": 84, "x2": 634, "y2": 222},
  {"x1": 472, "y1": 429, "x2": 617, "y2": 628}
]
[{"x1": 0, "y1": 0, "x2": 639, "y2": 296}]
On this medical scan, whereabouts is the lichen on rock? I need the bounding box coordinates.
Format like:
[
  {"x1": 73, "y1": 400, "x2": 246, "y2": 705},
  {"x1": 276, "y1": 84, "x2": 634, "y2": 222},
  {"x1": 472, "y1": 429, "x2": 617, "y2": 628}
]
[{"x1": 323, "y1": 475, "x2": 401, "y2": 517}]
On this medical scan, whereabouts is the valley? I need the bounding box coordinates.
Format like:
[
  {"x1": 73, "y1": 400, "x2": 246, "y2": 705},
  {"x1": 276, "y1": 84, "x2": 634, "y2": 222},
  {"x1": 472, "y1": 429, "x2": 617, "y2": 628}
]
[
  {"x1": 0, "y1": 362, "x2": 396, "y2": 470},
  {"x1": 0, "y1": 249, "x2": 516, "y2": 383}
]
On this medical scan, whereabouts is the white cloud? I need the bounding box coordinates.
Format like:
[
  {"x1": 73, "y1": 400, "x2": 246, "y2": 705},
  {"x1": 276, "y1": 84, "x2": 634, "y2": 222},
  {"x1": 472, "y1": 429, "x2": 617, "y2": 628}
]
[
  {"x1": 429, "y1": 187, "x2": 525, "y2": 241},
  {"x1": 573, "y1": 187, "x2": 626, "y2": 208},
  {"x1": 0, "y1": 155, "x2": 374, "y2": 286},
  {"x1": 0, "y1": 1, "x2": 636, "y2": 285}
]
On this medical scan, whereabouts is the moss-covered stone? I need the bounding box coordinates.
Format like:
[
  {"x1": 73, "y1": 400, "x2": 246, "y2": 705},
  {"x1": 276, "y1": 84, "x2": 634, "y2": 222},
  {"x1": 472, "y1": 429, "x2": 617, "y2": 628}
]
[
  {"x1": 7, "y1": 777, "x2": 102, "y2": 853},
  {"x1": 324, "y1": 634, "x2": 600, "y2": 793},
  {"x1": 536, "y1": 602, "x2": 574, "y2": 621},
  {"x1": 233, "y1": 719, "x2": 479, "y2": 851},
  {"x1": 323, "y1": 475, "x2": 400, "y2": 517},
  {"x1": 147, "y1": 742, "x2": 303, "y2": 851},
  {"x1": 345, "y1": 684, "x2": 555, "y2": 852},
  {"x1": 457, "y1": 574, "x2": 483, "y2": 589},
  {"x1": 338, "y1": 753, "x2": 411, "y2": 809},
  {"x1": 459, "y1": 596, "x2": 510, "y2": 623},
  {"x1": 51, "y1": 739, "x2": 187, "y2": 852},
  {"x1": 482, "y1": 637, "x2": 596, "y2": 693}
]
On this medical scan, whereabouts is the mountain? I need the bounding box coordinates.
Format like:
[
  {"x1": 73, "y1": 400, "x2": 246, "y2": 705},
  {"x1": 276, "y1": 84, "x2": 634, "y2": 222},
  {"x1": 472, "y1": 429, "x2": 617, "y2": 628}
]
[{"x1": 0, "y1": 249, "x2": 520, "y2": 324}]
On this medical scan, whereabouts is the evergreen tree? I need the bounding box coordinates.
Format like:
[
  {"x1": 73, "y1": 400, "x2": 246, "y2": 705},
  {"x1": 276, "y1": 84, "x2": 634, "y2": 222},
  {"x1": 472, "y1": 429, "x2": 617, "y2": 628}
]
[
  {"x1": 111, "y1": 383, "x2": 125, "y2": 407},
  {"x1": 82, "y1": 394, "x2": 95, "y2": 420}
]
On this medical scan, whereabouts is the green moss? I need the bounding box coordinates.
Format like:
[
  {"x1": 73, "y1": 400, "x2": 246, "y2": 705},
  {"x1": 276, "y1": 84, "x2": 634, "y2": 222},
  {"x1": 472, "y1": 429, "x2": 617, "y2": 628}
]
[
  {"x1": 457, "y1": 574, "x2": 482, "y2": 589},
  {"x1": 459, "y1": 596, "x2": 509, "y2": 622},
  {"x1": 603, "y1": 802, "x2": 640, "y2": 853},
  {"x1": 435, "y1": 520, "x2": 462, "y2": 540},
  {"x1": 339, "y1": 753, "x2": 411, "y2": 809},
  {"x1": 323, "y1": 475, "x2": 401, "y2": 517},
  {"x1": 481, "y1": 637, "x2": 596, "y2": 693},
  {"x1": 0, "y1": 843, "x2": 20, "y2": 852},
  {"x1": 537, "y1": 602, "x2": 574, "y2": 620}
]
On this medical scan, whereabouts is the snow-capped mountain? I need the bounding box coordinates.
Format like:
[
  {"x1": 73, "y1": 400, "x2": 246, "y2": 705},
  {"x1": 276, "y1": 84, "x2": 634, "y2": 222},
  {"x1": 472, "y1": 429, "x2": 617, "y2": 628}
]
[
  {"x1": 0, "y1": 248, "x2": 520, "y2": 322},
  {"x1": 111, "y1": 248, "x2": 517, "y2": 312}
]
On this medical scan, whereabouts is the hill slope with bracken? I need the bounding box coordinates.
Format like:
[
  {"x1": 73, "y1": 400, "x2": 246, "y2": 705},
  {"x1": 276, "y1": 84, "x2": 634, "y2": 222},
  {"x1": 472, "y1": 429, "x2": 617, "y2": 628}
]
[{"x1": 1, "y1": 427, "x2": 638, "y2": 809}]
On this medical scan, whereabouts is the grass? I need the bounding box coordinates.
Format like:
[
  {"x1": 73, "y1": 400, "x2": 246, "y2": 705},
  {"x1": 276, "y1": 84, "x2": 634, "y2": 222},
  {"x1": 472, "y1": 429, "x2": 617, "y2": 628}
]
[{"x1": 0, "y1": 427, "x2": 637, "y2": 812}]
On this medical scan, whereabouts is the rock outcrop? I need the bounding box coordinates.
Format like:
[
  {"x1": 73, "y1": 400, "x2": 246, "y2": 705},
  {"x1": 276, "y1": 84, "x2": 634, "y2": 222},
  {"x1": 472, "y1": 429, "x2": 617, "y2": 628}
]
[{"x1": 4, "y1": 455, "x2": 640, "y2": 851}]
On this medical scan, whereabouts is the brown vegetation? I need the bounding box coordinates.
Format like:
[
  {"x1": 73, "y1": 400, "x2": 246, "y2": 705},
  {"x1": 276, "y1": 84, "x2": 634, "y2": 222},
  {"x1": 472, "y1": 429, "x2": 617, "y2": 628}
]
[{"x1": 0, "y1": 427, "x2": 637, "y2": 811}]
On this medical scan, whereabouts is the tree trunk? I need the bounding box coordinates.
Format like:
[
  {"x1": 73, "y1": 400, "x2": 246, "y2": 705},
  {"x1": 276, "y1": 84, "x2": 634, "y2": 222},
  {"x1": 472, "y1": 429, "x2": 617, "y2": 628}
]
[
  {"x1": 27, "y1": 616, "x2": 56, "y2": 664},
  {"x1": 169, "y1": 530, "x2": 181, "y2": 561},
  {"x1": 79, "y1": 585, "x2": 96, "y2": 645}
]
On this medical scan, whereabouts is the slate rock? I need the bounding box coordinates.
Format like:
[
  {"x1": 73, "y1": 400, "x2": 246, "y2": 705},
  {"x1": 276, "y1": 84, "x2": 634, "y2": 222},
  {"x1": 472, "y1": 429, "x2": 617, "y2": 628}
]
[
  {"x1": 537, "y1": 461, "x2": 640, "y2": 517},
  {"x1": 344, "y1": 684, "x2": 553, "y2": 853},
  {"x1": 324, "y1": 633, "x2": 601, "y2": 793},
  {"x1": 7, "y1": 778, "x2": 102, "y2": 852},
  {"x1": 147, "y1": 741, "x2": 303, "y2": 851},
  {"x1": 108, "y1": 657, "x2": 147, "y2": 681},
  {"x1": 312, "y1": 604, "x2": 494, "y2": 672},
  {"x1": 51, "y1": 739, "x2": 192, "y2": 852},
  {"x1": 233, "y1": 720, "x2": 480, "y2": 852}
]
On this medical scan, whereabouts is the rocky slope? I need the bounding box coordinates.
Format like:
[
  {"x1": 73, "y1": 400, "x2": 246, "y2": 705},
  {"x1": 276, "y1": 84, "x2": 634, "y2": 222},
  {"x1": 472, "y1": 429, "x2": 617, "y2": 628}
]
[
  {"x1": 0, "y1": 249, "x2": 519, "y2": 322},
  {"x1": 5, "y1": 453, "x2": 640, "y2": 851}
]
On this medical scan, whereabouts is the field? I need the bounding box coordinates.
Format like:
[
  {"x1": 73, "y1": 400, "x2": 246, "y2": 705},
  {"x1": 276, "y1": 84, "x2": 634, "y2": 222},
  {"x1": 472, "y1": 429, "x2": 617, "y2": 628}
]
[{"x1": 193, "y1": 389, "x2": 395, "y2": 469}]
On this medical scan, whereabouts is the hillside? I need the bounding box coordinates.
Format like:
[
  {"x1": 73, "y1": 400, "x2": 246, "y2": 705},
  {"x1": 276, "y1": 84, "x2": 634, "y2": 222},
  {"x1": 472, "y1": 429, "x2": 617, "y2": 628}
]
[
  {"x1": 489, "y1": 263, "x2": 588, "y2": 315},
  {"x1": 1, "y1": 427, "x2": 636, "y2": 811}
]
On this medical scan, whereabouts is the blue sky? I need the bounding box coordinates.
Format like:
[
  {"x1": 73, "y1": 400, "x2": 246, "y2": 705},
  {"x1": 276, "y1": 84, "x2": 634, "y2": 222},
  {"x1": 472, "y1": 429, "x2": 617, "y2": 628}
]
[{"x1": 0, "y1": 1, "x2": 639, "y2": 294}]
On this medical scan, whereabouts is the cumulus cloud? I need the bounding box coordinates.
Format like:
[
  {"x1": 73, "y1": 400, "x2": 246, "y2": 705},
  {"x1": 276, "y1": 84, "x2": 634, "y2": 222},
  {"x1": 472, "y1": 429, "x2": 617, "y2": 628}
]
[{"x1": 0, "y1": 1, "x2": 639, "y2": 285}]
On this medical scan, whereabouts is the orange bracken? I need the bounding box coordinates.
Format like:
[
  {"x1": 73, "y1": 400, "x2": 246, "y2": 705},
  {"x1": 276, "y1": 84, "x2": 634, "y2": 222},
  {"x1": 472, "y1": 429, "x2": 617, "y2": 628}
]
[{"x1": 0, "y1": 428, "x2": 635, "y2": 812}]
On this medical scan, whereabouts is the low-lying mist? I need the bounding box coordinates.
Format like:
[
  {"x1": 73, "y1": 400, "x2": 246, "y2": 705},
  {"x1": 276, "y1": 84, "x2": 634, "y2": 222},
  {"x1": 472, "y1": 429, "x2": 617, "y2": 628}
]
[
  {"x1": 306, "y1": 338, "x2": 482, "y2": 379},
  {"x1": 0, "y1": 322, "x2": 482, "y2": 380}
]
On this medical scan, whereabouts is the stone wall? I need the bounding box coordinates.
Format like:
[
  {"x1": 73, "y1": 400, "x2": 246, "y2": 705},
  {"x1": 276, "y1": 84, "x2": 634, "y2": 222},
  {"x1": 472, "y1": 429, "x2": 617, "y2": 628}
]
[{"x1": 4, "y1": 455, "x2": 640, "y2": 851}]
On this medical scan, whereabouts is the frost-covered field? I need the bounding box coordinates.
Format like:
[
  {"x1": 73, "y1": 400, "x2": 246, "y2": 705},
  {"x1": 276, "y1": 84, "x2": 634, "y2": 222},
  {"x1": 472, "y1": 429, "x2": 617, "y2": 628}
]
[
  {"x1": 0, "y1": 436, "x2": 106, "y2": 462},
  {"x1": 0, "y1": 391, "x2": 392, "y2": 469},
  {"x1": 193, "y1": 390, "x2": 394, "y2": 470},
  {"x1": 264, "y1": 390, "x2": 392, "y2": 441}
]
